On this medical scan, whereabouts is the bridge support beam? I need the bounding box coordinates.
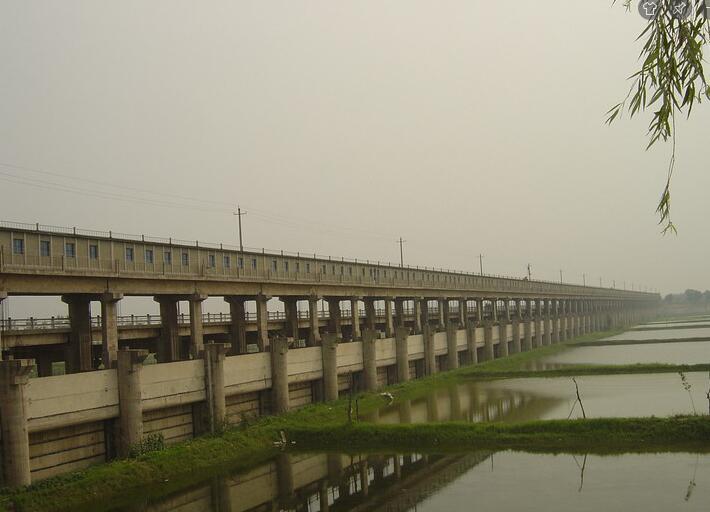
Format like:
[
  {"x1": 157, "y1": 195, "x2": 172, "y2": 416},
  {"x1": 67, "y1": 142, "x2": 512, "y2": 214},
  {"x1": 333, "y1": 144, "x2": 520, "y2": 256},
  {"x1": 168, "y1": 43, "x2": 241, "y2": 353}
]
[
  {"x1": 362, "y1": 329, "x2": 378, "y2": 391},
  {"x1": 395, "y1": 327, "x2": 410, "y2": 383},
  {"x1": 321, "y1": 333, "x2": 338, "y2": 401},
  {"x1": 364, "y1": 298, "x2": 377, "y2": 333},
  {"x1": 350, "y1": 298, "x2": 362, "y2": 340},
  {"x1": 203, "y1": 343, "x2": 229, "y2": 432},
  {"x1": 282, "y1": 297, "x2": 299, "y2": 342},
  {"x1": 225, "y1": 296, "x2": 247, "y2": 355},
  {"x1": 497, "y1": 318, "x2": 509, "y2": 358},
  {"x1": 511, "y1": 318, "x2": 521, "y2": 353},
  {"x1": 384, "y1": 299, "x2": 394, "y2": 338},
  {"x1": 466, "y1": 320, "x2": 478, "y2": 364},
  {"x1": 326, "y1": 298, "x2": 342, "y2": 338},
  {"x1": 423, "y1": 324, "x2": 436, "y2": 376},
  {"x1": 270, "y1": 336, "x2": 289, "y2": 414},
  {"x1": 117, "y1": 349, "x2": 148, "y2": 458},
  {"x1": 255, "y1": 294, "x2": 270, "y2": 351},
  {"x1": 308, "y1": 296, "x2": 321, "y2": 346},
  {"x1": 483, "y1": 321, "x2": 494, "y2": 361},
  {"x1": 416, "y1": 299, "x2": 427, "y2": 333},
  {"x1": 189, "y1": 294, "x2": 207, "y2": 359},
  {"x1": 544, "y1": 300, "x2": 553, "y2": 346},
  {"x1": 446, "y1": 322, "x2": 459, "y2": 370},
  {"x1": 523, "y1": 315, "x2": 532, "y2": 352},
  {"x1": 101, "y1": 292, "x2": 122, "y2": 369},
  {"x1": 438, "y1": 299, "x2": 447, "y2": 331},
  {"x1": 62, "y1": 294, "x2": 94, "y2": 373},
  {"x1": 0, "y1": 359, "x2": 33, "y2": 487},
  {"x1": 154, "y1": 296, "x2": 181, "y2": 363},
  {"x1": 459, "y1": 299, "x2": 468, "y2": 329},
  {"x1": 394, "y1": 298, "x2": 405, "y2": 328}
]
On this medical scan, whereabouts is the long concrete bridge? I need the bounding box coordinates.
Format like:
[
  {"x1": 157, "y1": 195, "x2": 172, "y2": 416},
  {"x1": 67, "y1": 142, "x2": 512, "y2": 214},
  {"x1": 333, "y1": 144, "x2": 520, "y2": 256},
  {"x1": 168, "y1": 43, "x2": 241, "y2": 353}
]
[{"x1": 0, "y1": 221, "x2": 658, "y2": 487}]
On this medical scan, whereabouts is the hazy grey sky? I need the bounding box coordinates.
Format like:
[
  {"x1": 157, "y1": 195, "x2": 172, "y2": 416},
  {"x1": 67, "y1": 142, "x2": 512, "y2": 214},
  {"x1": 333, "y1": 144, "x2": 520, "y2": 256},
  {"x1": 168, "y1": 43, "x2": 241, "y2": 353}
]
[{"x1": 1, "y1": 0, "x2": 709, "y2": 312}]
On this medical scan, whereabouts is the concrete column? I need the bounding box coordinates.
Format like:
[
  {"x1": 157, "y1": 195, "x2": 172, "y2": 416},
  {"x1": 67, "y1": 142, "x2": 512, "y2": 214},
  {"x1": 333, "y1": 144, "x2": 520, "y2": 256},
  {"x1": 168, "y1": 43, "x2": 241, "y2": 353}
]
[
  {"x1": 326, "y1": 298, "x2": 342, "y2": 338},
  {"x1": 483, "y1": 321, "x2": 494, "y2": 361},
  {"x1": 511, "y1": 318, "x2": 521, "y2": 353},
  {"x1": 466, "y1": 320, "x2": 478, "y2": 364},
  {"x1": 276, "y1": 453, "x2": 295, "y2": 502},
  {"x1": 384, "y1": 299, "x2": 394, "y2": 338},
  {"x1": 418, "y1": 299, "x2": 429, "y2": 331},
  {"x1": 270, "y1": 336, "x2": 289, "y2": 414},
  {"x1": 515, "y1": 299, "x2": 522, "y2": 320},
  {"x1": 360, "y1": 460, "x2": 370, "y2": 497},
  {"x1": 308, "y1": 296, "x2": 322, "y2": 346},
  {"x1": 0, "y1": 359, "x2": 33, "y2": 487},
  {"x1": 413, "y1": 298, "x2": 423, "y2": 333},
  {"x1": 321, "y1": 333, "x2": 339, "y2": 401},
  {"x1": 189, "y1": 293, "x2": 208, "y2": 359},
  {"x1": 117, "y1": 349, "x2": 148, "y2": 458},
  {"x1": 204, "y1": 343, "x2": 229, "y2": 432},
  {"x1": 559, "y1": 301, "x2": 567, "y2": 342},
  {"x1": 446, "y1": 322, "x2": 459, "y2": 370},
  {"x1": 551, "y1": 301, "x2": 560, "y2": 344},
  {"x1": 395, "y1": 327, "x2": 410, "y2": 383},
  {"x1": 36, "y1": 353, "x2": 53, "y2": 377},
  {"x1": 362, "y1": 329, "x2": 378, "y2": 392},
  {"x1": 458, "y1": 300, "x2": 467, "y2": 328},
  {"x1": 281, "y1": 297, "x2": 300, "y2": 342},
  {"x1": 394, "y1": 298, "x2": 405, "y2": 328},
  {"x1": 497, "y1": 317, "x2": 509, "y2": 357},
  {"x1": 423, "y1": 324, "x2": 436, "y2": 376},
  {"x1": 154, "y1": 296, "x2": 180, "y2": 363},
  {"x1": 364, "y1": 298, "x2": 377, "y2": 332},
  {"x1": 62, "y1": 294, "x2": 93, "y2": 373},
  {"x1": 534, "y1": 299, "x2": 545, "y2": 348},
  {"x1": 491, "y1": 299, "x2": 498, "y2": 322},
  {"x1": 476, "y1": 299, "x2": 483, "y2": 323},
  {"x1": 544, "y1": 300, "x2": 553, "y2": 346},
  {"x1": 225, "y1": 297, "x2": 247, "y2": 355},
  {"x1": 255, "y1": 294, "x2": 270, "y2": 351},
  {"x1": 438, "y1": 299, "x2": 447, "y2": 330},
  {"x1": 350, "y1": 298, "x2": 362, "y2": 340},
  {"x1": 101, "y1": 292, "x2": 123, "y2": 369},
  {"x1": 523, "y1": 316, "x2": 532, "y2": 352},
  {"x1": 503, "y1": 300, "x2": 511, "y2": 321}
]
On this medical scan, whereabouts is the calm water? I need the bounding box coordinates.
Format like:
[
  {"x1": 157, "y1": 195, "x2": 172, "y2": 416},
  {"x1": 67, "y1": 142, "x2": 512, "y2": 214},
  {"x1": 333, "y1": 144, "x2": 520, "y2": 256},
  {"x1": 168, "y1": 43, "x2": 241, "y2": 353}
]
[
  {"x1": 633, "y1": 322, "x2": 710, "y2": 329},
  {"x1": 97, "y1": 322, "x2": 710, "y2": 512},
  {"x1": 603, "y1": 327, "x2": 710, "y2": 341},
  {"x1": 119, "y1": 451, "x2": 710, "y2": 511},
  {"x1": 535, "y1": 340, "x2": 710, "y2": 366},
  {"x1": 375, "y1": 372, "x2": 709, "y2": 423}
]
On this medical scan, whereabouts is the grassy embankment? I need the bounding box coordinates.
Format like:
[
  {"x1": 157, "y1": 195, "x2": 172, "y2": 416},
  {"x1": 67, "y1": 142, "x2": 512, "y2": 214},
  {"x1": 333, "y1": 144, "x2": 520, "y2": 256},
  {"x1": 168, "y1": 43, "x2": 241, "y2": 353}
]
[{"x1": 4, "y1": 328, "x2": 710, "y2": 512}]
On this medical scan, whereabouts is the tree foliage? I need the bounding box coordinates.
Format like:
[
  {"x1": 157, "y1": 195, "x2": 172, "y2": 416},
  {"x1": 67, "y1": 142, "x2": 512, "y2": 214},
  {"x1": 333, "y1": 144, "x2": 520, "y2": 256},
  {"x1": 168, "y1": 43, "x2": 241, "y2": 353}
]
[{"x1": 608, "y1": 1, "x2": 709, "y2": 234}]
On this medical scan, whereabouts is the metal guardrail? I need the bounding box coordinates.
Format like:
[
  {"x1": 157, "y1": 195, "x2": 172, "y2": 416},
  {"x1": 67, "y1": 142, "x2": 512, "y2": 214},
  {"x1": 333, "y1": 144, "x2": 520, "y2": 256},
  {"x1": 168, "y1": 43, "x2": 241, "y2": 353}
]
[{"x1": 0, "y1": 306, "x2": 509, "y2": 332}]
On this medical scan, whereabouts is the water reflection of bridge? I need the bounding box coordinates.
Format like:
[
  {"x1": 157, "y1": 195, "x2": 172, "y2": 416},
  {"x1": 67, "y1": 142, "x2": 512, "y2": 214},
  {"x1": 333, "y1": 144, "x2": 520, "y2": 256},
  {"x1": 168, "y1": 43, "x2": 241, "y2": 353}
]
[
  {"x1": 375, "y1": 381, "x2": 563, "y2": 425},
  {"x1": 136, "y1": 451, "x2": 493, "y2": 512},
  {"x1": 128, "y1": 384, "x2": 562, "y2": 512}
]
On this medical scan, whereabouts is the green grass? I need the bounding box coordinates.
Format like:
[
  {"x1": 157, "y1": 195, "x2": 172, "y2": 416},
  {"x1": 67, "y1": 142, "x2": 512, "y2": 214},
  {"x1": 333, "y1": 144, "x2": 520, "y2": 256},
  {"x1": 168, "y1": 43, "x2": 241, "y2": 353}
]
[
  {"x1": 286, "y1": 416, "x2": 710, "y2": 455},
  {"x1": 5, "y1": 327, "x2": 706, "y2": 512}
]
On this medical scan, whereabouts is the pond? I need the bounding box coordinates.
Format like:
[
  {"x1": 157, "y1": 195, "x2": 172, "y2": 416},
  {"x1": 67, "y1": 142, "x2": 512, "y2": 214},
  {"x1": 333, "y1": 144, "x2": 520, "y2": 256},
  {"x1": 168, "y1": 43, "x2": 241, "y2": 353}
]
[
  {"x1": 375, "y1": 372, "x2": 709, "y2": 424},
  {"x1": 116, "y1": 450, "x2": 710, "y2": 511},
  {"x1": 534, "y1": 340, "x2": 710, "y2": 366}
]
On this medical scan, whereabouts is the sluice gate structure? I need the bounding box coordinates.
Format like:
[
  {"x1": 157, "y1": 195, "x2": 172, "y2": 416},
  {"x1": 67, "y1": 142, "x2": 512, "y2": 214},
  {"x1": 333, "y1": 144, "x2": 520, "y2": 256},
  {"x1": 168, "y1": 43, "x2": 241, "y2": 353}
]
[{"x1": 0, "y1": 221, "x2": 658, "y2": 486}]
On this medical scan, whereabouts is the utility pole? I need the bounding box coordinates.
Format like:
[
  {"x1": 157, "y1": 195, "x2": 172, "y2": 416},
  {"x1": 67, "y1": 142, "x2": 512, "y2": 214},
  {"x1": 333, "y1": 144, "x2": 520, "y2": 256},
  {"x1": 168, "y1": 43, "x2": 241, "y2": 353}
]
[
  {"x1": 398, "y1": 238, "x2": 406, "y2": 267},
  {"x1": 479, "y1": 254, "x2": 484, "y2": 275},
  {"x1": 582, "y1": 273, "x2": 586, "y2": 286},
  {"x1": 527, "y1": 263, "x2": 532, "y2": 280},
  {"x1": 233, "y1": 206, "x2": 247, "y2": 252}
]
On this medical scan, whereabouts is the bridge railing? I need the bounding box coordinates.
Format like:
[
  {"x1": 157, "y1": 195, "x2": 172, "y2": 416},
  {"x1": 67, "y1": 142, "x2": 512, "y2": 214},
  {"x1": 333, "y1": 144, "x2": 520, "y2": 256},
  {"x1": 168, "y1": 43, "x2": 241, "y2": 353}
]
[{"x1": 0, "y1": 306, "x2": 448, "y2": 332}]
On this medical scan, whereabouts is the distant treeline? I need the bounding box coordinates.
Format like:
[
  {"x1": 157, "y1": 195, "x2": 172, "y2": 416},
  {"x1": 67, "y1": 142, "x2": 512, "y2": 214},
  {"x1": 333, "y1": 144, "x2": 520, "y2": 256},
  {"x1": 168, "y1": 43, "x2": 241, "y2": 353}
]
[{"x1": 664, "y1": 289, "x2": 710, "y2": 304}]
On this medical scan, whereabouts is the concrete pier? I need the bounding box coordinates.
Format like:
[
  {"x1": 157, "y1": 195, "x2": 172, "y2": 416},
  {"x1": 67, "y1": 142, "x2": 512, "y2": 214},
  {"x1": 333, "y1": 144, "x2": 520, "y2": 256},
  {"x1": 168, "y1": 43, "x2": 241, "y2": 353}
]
[
  {"x1": 0, "y1": 359, "x2": 33, "y2": 486},
  {"x1": 117, "y1": 349, "x2": 148, "y2": 457},
  {"x1": 101, "y1": 292, "x2": 122, "y2": 368},
  {"x1": 270, "y1": 337, "x2": 290, "y2": 414},
  {"x1": 321, "y1": 334, "x2": 339, "y2": 401}
]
